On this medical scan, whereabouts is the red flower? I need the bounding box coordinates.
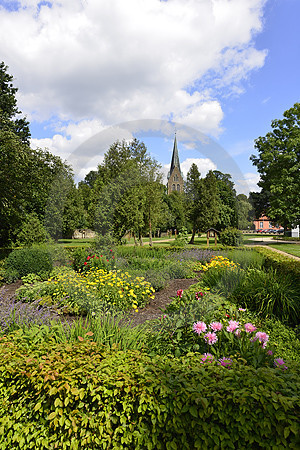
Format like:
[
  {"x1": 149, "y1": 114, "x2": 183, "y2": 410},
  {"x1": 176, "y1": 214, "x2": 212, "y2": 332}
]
[
  {"x1": 225, "y1": 314, "x2": 230, "y2": 318},
  {"x1": 177, "y1": 289, "x2": 183, "y2": 298},
  {"x1": 100, "y1": 255, "x2": 103, "y2": 257},
  {"x1": 87, "y1": 256, "x2": 91, "y2": 260},
  {"x1": 96, "y1": 256, "x2": 99, "y2": 259},
  {"x1": 84, "y1": 262, "x2": 87, "y2": 265},
  {"x1": 92, "y1": 255, "x2": 95, "y2": 258},
  {"x1": 107, "y1": 259, "x2": 109, "y2": 262},
  {"x1": 112, "y1": 256, "x2": 115, "y2": 259}
]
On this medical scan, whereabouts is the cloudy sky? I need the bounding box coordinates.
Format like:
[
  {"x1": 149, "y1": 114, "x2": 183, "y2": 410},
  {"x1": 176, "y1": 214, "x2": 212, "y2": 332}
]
[{"x1": 1, "y1": 0, "x2": 299, "y2": 194}]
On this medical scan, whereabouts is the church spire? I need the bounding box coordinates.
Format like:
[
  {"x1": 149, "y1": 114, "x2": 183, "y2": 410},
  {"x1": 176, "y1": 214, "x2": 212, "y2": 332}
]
[
  {"x1": 169, "y1": 134, "x2": 182, "y2": 174},
  {"x1": 167, "y1": 134, "x2": 184, "y2": 194}
]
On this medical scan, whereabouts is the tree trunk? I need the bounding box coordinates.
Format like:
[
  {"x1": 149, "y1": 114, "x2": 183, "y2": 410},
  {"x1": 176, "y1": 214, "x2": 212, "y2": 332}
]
[
  {"x1": 139, "y1": 231, "x2": 143, "y2": 246},
  {"x1": 132, "y1": 231, "x2": 138, "y2": 246},
  {"x1": 189, "y1": 228, "x2": 196, "y2": 244},
  {"x1": 149, "y1": 219, "x2": 153, "y2": 247}
]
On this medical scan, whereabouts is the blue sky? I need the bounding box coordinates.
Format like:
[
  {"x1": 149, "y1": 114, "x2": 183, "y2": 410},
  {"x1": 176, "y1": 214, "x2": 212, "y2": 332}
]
[{"x1": 0, "y1": 0, "x2": 299, "y2": 194}]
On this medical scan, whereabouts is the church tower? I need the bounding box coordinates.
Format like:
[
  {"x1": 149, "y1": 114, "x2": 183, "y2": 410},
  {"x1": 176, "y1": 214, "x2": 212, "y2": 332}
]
[{"x1": 167, "y1": 134, "x2": 184, "y2": 194}]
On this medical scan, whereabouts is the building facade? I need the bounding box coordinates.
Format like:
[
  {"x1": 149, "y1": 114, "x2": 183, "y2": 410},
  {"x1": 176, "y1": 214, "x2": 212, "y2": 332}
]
[{"x1": 167, "y1": 135, "x2": 184, "y2": 194}]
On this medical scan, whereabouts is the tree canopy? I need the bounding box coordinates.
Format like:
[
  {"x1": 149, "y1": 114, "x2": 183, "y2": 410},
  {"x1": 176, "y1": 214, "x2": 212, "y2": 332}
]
[
  {"x1": 0, "y1": 62, "x2": 30, "y2": 144},
  {"x1": 250, "y1": 103, "x2": 300, "y2": 229}
]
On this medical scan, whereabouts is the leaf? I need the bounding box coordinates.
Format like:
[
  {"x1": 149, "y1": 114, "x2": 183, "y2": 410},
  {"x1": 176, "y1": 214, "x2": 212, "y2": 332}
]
[
  {"x1": 48, "y1": 411, "x2": 57, "y2": 420},
  {"x1": 34, "y1": 402, "x2": 42, "y2": 412}
]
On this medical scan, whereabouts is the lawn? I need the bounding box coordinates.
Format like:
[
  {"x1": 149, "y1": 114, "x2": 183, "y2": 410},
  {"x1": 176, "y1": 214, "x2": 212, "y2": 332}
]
[{"x1": 266, "y1": 243, "x2": 300, "y2": 258}]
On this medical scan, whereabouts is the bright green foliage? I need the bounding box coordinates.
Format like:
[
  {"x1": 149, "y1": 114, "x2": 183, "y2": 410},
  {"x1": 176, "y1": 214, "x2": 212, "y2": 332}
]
[
  {"x1": 263, "y1": 318, "x2": 300, "y2": 363},
  {"x1": 0, "y1": 339, "x2": 298, "y2": 449},
  {"x1": 219, "y1": 227, "x2": 243, "y2": 246},
  {"x1": 4, "y1": 247, "x2": 53, "y2": 283},
  {"x1": 251, "y1": 103, "x2": 300, "y2": 229}
]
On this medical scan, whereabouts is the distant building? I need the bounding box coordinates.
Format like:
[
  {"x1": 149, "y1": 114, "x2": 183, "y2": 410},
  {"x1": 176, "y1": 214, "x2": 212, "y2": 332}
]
[
  {"x1": 253, "y1": 215, "x2": 283, "y2": 232},
  {"x1": 167, "y1": 134, "x2": 184, "y2": 194}
]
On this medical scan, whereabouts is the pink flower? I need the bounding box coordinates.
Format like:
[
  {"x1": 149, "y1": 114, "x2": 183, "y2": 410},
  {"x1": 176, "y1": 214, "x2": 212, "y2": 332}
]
[
  {"x1": 201, "y1": 353, "x2": 214, "y2": 364},
  {"x1": 204, "y1": 331, "x2": 218, "y2": 345},
  {"x1": 177, "y1": 289, "x2": 183, "y2": 298},
  {"x1": 235, "y1": 329, "x2": 241, "y2": 338},
  {"x1": 226, "y1": 320, "x2": 239, "y2": 332},
  {"x1": 255, "y1": 331, "x2": 269, "y2": 345},
  {"x1": 218, "y1": 357, "x2": 233, "y2": 368},
  {"x1": 210, "y1": 321, "x2": 223, "y2": 332},
  {"x1": 244, "y1": 323, "x2": 257, "y2": 333},
  {"x1": 195, "y1": 291, "x2": 204, "y2": 300},
  {"x1": 267, "y1": 350, "x2": 273, "y2": 356},
  {"x1": 193, "y1": 321, "x2": 207, "y2": 334},
  {"x1": 239, "y1": 308, "x2": 246, "y2": 311},
  {"x1": 274, "y1": 358, "x2": 288, "y2": 370}
]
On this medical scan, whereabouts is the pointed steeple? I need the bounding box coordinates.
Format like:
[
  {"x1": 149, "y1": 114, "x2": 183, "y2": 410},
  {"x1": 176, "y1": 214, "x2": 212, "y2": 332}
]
[
  {"x1": 167, "y1": 134, "x2": 184, "y2": 194},
  {"x1": 171, "y1": 134, "x2": 180, "y2": 171}
]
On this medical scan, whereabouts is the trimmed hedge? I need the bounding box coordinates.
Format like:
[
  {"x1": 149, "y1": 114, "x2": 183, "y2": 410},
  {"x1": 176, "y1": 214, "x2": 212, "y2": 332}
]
[
  {"x1": 0, "y1": 338, "x2": 299, "y2": 449},
  {"x1": 254, "y1": 246, "x2": 300, "y2": 281}
]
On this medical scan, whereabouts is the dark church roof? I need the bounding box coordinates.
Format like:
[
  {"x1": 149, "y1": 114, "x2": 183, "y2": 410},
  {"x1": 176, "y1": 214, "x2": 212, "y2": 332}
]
[{"x1": 167, "y1": 135, "x2": 183, "y2": 179}]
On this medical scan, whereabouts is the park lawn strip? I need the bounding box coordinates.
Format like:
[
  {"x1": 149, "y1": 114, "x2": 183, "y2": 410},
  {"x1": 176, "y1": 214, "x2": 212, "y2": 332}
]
[{"x1": 265, "y1": 243, "x2": 300, "y2": 258}]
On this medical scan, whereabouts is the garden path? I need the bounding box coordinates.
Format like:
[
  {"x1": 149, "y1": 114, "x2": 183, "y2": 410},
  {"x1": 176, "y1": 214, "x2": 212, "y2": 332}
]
[
  {"x1": 127, "y1": 276, "x2": 200, "y2": 326},
  {"x1": 0, "y1": 277, "x2": 201, "y2": 327}
]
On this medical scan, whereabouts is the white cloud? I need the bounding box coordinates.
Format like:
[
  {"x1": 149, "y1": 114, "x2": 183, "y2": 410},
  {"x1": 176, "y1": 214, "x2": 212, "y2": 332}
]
[
  {"x1": 162, "y1": 156, "x2": 216, "y2": 184},
  {"x1": 235, "y1": 172, "x2": 260, "y2": 195},
  {"x1": 0, "y1": 0, "x2": 267, "y2": 135}
]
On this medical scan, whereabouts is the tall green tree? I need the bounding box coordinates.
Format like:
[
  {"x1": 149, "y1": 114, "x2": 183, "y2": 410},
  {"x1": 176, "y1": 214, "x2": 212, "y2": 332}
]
[
  {"x1": 185, "y1": 163, "x2": 202, "y2": 243},
  {"x1": 198, "y1": 170, "x2": 220, "y2": 232},
  {"x1": 250, "y1": 103, "x2": 300, "y2": 229},
  {"x1": 0, "y1": 62, "x2": 30, "y2": 144},
  {"x1": 94, "y1": 140, "x2": 164, "y2": 244},
  {"x1": 236, "y1": 194, "x2": 255, "y2": 230},
  {"x1": 213, "y1": 170, "x2": 237, "y2": 230}
]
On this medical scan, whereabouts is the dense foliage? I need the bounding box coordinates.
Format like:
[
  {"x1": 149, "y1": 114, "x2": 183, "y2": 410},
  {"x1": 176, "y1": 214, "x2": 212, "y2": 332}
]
[
  {"x1": 0, "y1": 338, "x2": 298, "y2": 449},
  {"x1": 251, "y1": 102, "x2": 300, "y2": 230}
]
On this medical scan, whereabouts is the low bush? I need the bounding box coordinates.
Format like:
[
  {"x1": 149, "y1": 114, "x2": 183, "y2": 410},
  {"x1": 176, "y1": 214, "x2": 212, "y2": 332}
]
[
  {"x1": 4, "y1": 247, "x2": 53, "y2": 283},
  {"x1": 229, "y1": 267, "x2": 299, "y2": 326},
  {"x1": 219, "y1": 227, "x2": 244, "y2": 247},
  {"x1": 0, "y1": 339, "x2": 298, "y2": 449}
]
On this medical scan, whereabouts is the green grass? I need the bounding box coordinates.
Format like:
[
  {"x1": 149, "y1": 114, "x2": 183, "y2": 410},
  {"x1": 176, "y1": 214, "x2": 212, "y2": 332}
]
[
  {"x1": 57, "y1": 239, "x2": 95, "y2": 248},
  {"x1": 266, "y1": 243, "x2": 300, "y2": 258}
]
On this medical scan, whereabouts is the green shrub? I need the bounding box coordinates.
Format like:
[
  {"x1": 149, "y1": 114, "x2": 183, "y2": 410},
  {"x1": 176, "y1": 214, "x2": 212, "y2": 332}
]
[
  {"x1": 263, "y1": 318, "x2": 300, "y2": 363},
  {"x1": 4, "y1": 247, "x2": 53, "y2": 282},
  {"x1": 219, "y1": 227, "x2": 243, "y2": 247},
  {"x1": 229, "y1": 267, "x2": 299, "y2": 326},
  {"x1": 255, "y1": 246, "x2": 300, "y2": 281},
  {"x1": 0, "y1": 339, "x2": 298, "y2": 449}
]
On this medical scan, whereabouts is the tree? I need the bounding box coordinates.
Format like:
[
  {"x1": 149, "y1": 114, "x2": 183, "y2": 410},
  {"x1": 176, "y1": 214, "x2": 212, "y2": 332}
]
[
  {"x1": 0, "y1": 61, "x2": 30, "y2": 144},
  {"x1": 213, "y1": 170, "x2": 237, "y2": 230},
  {"x1": 185, "y1": 164, "x2": 202, "y2": 243},
  {"x1": 250, "y1": 103, "x2": 300, "y2": 229},
  {"x1": 236, "y1": 194, "x2": 255, "y2": 230},
  {"x1": 93, "y1": 139, "x2": 164, "y2": 245},
  {"x1": 197, "y1": 170, "x2": 220, "y2": 232}
]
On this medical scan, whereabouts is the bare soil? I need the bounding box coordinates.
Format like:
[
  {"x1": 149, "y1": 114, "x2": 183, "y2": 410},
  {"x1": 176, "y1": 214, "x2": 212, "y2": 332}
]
[{"x1": 0, "y1": 277, "x2": 201, "y2": 327}]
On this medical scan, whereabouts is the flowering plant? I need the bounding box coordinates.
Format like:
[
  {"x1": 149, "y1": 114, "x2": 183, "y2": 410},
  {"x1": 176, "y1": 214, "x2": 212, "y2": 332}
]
[{"x1": 192, "y1": 315, "x2": 282, "y2": 369}]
